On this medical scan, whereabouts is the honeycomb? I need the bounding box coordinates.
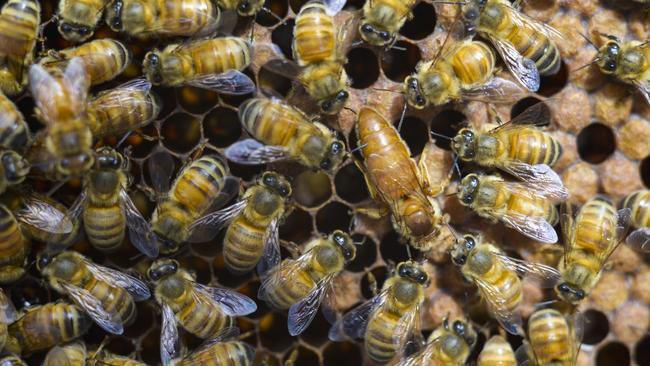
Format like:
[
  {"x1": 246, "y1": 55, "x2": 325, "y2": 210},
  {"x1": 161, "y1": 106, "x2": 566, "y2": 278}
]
[{"x1": 1, "y1": 0, "x2": 650, "y2": 365}]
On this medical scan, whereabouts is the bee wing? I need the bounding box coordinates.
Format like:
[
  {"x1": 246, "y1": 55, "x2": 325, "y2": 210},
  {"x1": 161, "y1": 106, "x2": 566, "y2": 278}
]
[
  {"x1": 393, "y1": 337, "x2": 442, "y2": 366},
  {"x1": 328, "y1": 290, "x2": 388, "y2": 341},
  {"x1": 62, "y1": 57, "x2": 91, "y2": 105},
  {"x1": 288, "y1": 273, "x2": 336, "y2": 336},
  {"x1": 83, "y1": 260, "x2": 151, "y2": 301},
  {"x1": 474, "y1": 277, "x2": 523, "y2": 335},
  {"x1": 160, "y1": 303, "x2": 180, "y2": 366},
  {"x1": 148, "y1": 148, "x2": 176, "y2": 195},
  {"x1": 499, "y1": 163, "x2": 568, "y2": 201},
  {"x1": 119, "y1": 189, "x2": 159, "y2": 258},
  {"x1": 15, "y1": 195, "x2": 75, "y2": 234},
  {"x1": 0, "y1": 289, "x2": 17, "y2": 323},
  {"x1": 626, "y1": 228, "x2": 650, "y2": 252},
  {"x1": 29, "y1": 64, "x2": 60, "y2": 123},
  {"x1": 256, "y1": 216, "x2": 282, "y2": 277},
  {"x1": 186, "y1": 70, "x2": 256, "y2": 95},
  {"x1": 393, "y1": 304, "x2": 425, "y2": 361},
  {"x1": 324, "y1": 0, "x2": 346, "y2": 14},
  {"x1": 497, "y1": 211, "x2": 558, "y2": 244},
  {"x1": 462, "y1": 77, "x2": 529, "y2": 104},
  {"x1": 225, "y1": 138, "x2": 290, "y2": 165},
  {"x1": 187, "y1": 199, "x2": 248, "y2": 243},
  {"x1": 507, "y1": 3, "x2": 565, "y2": 45},
  {"x1": 193, "y1": 282, "x2": 257, "y2": 316},
  {"x1": 491, "y1": 99, "x2": 552, "y2": 133},
  {"x1": 494, "y1": 254, "x2": 561, "y2": 288},
  {"x1": 60, "y1": 282, "x2": 124, "y2": 335},
  {"x1": 261, "y1": 57, "x2": 302, "y2": 80},
  {"x1": 487, "y1": 36, "x2": 540, "y2": 92},
  {"x1": 593, "y1": 208, "x2": 632, "y2": 265},
  {"x1": 514, "y1": 342, "x2": 534, "y2": 366},
  {"x1": 632, "y1": 80, "x2": 650, "y2": 105}
]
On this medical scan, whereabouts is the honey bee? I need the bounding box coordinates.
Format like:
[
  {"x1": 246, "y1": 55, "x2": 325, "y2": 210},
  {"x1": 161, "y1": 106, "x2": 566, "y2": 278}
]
[
  {"x1": 38, "y1": 39, "x2": 130, "y2": 86},
  {"x1": 356, "y1": 106, "x2": 447, "y2": 251},
  {"x1": 622, "y1": 189, "x2": 650, "y2": 250},
  {"x1": 37, "y1": 250, "x2": 151, "y2": 335},
  {"x1": 105, "y1": 0, "x2": 220, "y2": 39},
  {"x1": 593, "y1": 36, "x2": 650, "y2": 104},
  {"x1": 329, "y1": 261, "x2": 428, "y2": 363},
  {"x1": 358, "y1": 0, "x2": 416, "y2": 46},
  {"x1": 189, "y1": 171, "x2": 292, "y2": 275},
  {"x1": 43, "y1": 342, "x2": 87, "y2": 366},
  {"x1": 147, "y1": 259, "x2": 257, "y2": 365},
  {"x1": 7, "y1": 302, "x2": 92, "y2": 354},
  {"x1": 0, "y1": 0, "x2": 40, "y2": 96},
  {"x1": 0, "y1": 288, "x2": 17, "y2": 352},
  {"x1": 164, "y1": 326, "x2": 254, "y2": 366},
  {"x1": 478, "y1": 335, "x2": 516, "y2": 366},
  {"x1": 518, "y1": 308, "x2": 582, "y2": 366},
  {"x1": 0, "y1": 150, "x2": 29, "y2": 195},
  {"x1": 0, "y1": 355, "x2": 26, "y2": 366},
  {"x1": 258, "y1": 230, "x2": 355, "y2": 336},
  {"x1": 555, "y1": 197, "x2": 632, "y2": 304},
  {"x1": 457, "y1": 173, "x2": 560, "y2": 243},
  {"x1": 56, "y1": 0, "x2": 110, "y2": 42},
  {"x1": 148, "y1": 151, "x2": 240, "y2": 254},
  {"x1": 460, "y1": 0, "x2": 564, "y2": 91},
  {"x1": 28, "y1": 57, "x2": 94, "y2": 177},
  {"x1": 225, "y1": 97, "x2": 346, "y2": 170},
  {"x1": 0, "y1": 92, "x2": 31, "y2": 150},
  {"x1": 450, "y1": 233, "x2": 561, "y2": 335},
  {"x1": 12, "y1": 193, "x2": 81, "y2": 249},
  {"x1": 395, "y1": 318, "x2": 477, "y2": 366}
]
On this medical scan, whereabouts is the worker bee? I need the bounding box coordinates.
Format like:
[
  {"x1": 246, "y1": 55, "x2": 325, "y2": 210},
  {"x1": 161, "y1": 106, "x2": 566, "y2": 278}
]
[
  {"x1": 555, "y1": 197, "x2": 632, "y2": 304},
  {"x1": 57, "y1": 146, "x2": 158, "y2": 258},
  {"x1": 7, "y1": 302, "x2": 91, "y2": 354},
  {"x1": 189, "y1": 171, "x2": 292, "y2": 275},
  {"x1": 0, "y1": 92, "x2": 31, "y2": 150},
  {"x1": 148, "y1": 150, "x2": 240, "y2": 254},
  {"x1": 38, "y1": 39, "x2": 130, "y2": 87},
  {"x1": 329, "y1": 261, "x2": 428, "y2": 363},
  {"x1": 517, "y1": 308, "x2": 582, "y2": 366},
  {"x1": 457, "y1": 173, "x2": 561, "y2": 243},
  {"x1": 165, "y1": 326, "x2": 255, "y2": 366},
  {"x1": 147, "y1": 259, "x2": 257, "y2": 365},
  {"x1": 56, "y1": 0, "x2": 110, "y2": 42},
  {"x1": 395, "y1": 318, "x2": 477, "y2": 366},
  {"x1": 142, "y1": 36, "x2": 255, "y2": 95},
  {"x1": 28, "y1": 57, "x2": 94, "y2": 178},
  {"x1": 225, "y1": 97, "x2": 346, "y2": 170},
  {"x1": 0, "y1": 288, "x2": 17, "y2": 352},
  {"x1": 37, "y1": 250, "x2": 151, "y2": 335},
  {"x1": 105, "y1": 0, "x2": 220, "y2": 39},
  {"x1": 622, "y1": 189, "x2": 650, "y2": 250},
  {"x1": 43, "y1": 342, "x2": 87, "y2": 366},
  {"x1": 450, "y1": 234, "x2": 561, "y2": 335},
  {"x1": 356, "y1": 106, "x2": 447, "y2": 251},
  {"x1": 460, "y1": 0, "x2": 564, "y2": 91},
  {"x1": 258, "y1": 230, "x2": 356, "y2": 336},
  {"x1": 358, "y1": 0, "x2": 416, "y2": 47},
  {"x1": 0, "y1": 0, "x2": 40, "y2": 96},
  {"x1": 478, "y1": 335, "x2": 516, "y2": 366},
  {"x1": 89, "y1": 349, "x2": 148, "y2": 366}
]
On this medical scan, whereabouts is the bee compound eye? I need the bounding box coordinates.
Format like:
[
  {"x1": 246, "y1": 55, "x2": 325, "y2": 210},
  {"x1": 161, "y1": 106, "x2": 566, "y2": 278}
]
[
  {"x1": 361, "y1": 24, "x2": 373, "y2": 33},
  {"x1": 60, "y1": 23, "x2": 73, "y2": 33},
  {"x1": 239, "y1": 1, "x2": 251, "y2": 11},
  {"x1": 379, "y1": 31, "x2": 390, "y2": 40},
  {"x1": 79, "y1": 27, "x2": 90, "y2": 35},
  {"x1": 453, "y1": 321, "x2": 466, "y2": 335},
  {"x1": 322, "y1": 100, "x2": 332, "y2": 112},
  {"x1": 337, "y1": 90, "x2": 348, "y2": 100},
  {"x1": 263, "y1": 173, "x2": 276, "y2": 186}
]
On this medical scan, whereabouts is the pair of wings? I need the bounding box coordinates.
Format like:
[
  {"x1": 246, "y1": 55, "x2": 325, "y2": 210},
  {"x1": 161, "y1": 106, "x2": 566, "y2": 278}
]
[
  {"x1": 515, "y1": 312, "x2": 584, "y2": 366},
  {"x1": 89, "y1": 78, "x2": 158, "y2": 126},
  {"x1": 164, "y1": 326, "x2": 254, "y2": 366},
  {"x1": 627, "y1": 228, "x2": 650, "y2": 252},
  {"x1": 394, "y1": 334, "x2": 464, "y2": 366},
  {"x1": 225, "y1": 138, "x2": 292, "y2": 166},
  {"x1": 59, "y1": 257, "x2": 151, "y2": 335},
  {"x1": 15, "y1": 195, "x2": 76, "y2": 235},
  {"x1": 159, "y1": 280, "x2": 257, "y2": 366}
]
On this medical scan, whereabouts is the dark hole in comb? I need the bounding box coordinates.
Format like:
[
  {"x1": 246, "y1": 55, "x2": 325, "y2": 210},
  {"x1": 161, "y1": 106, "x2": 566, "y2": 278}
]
[
  {"x1": 597, "y1": 342, "x2": 630, "y2": 366},
  {"x1": 400, "y1": 2, "x2": 437, "y2": 40},
  {"x1": 257, "y1": 0, "x2": 289, "y2": 26},
  {"x1": 431, "y1": 110, "x2": 466, "y2": 150},
  {"x1": 323, "y1": 341, "x2": 363, "y2": 366},
  {"x1": 361, "y1": 266, "x2": 388, "y2": 299},
  {"x1": 381, "y1": 41, "x2": 421, "y2": 83},
  {"x1": 294, "y1": 170, "x2": 332, "y2": 208},
  {"x1": 347, "y1": 234, "x2": 376, "y2": 272},
  {"x1": 577, "y1": 123, "x2": 616, "y2": 164},
  {"x1": 583, "y1": 308, "x2": 610, "y2": 345},
  {"x1": 316, "y1": 201, "x2": 352, "y2": 232},
  {"x1": 204, "y1": 107, "x2": 242, "y2": 148},
  {"x1": 396, "y1": 116, "x2": 428, "y2": 156},
  {"x1": 635, "y1": 334, "x2": 650, "y2": 366},
  {"x1": 161, "y1": 113, "x2": 202, "y2": 154},
  {"x1": 280, "y1": 208, "x2": 313, "y2": 244},
  {"x1": 538, "y1": 61, "x2": 569, "y2": 97},
  {"x1": 345, "y1": 48, "x2": 380, "y2": 88},
  {"x1": 271, "y1": 19, "x2": 295, "y2": 60},
  {"x1": 260, "y1": 312, "x2": 294, "y2": 351},
  {"x1": 335, "y1": 163, "x2": 370, "y2": 204},
  {"x1": 640, "y1": 155, "x2": 650, "y2": 189}
]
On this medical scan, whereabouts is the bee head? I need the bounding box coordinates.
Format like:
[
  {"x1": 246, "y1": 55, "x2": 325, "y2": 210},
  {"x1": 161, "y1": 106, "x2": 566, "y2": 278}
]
[
  {"x1": 260, "y1": 171, "x2": 292, "y2": 197},
  {"x1": 320, "y1": 140, "x2": 345, "y2": 171},
  {"x1": 404, "y1": 76, "x2": 428, "y2": 109},
  {"x1": 450, "y1": 234, "x2": 477, "y2": 266},
  {"x1": 95, "y1": 147, "x2": 125, "y2": 171},
  {"x1": 56, "y1": 153, "x2": 95, "y2": 177},
  {"x1": 331, "y1": 230, "x2": 356, "y2": 262},
  {"x1": 458, "y1": 174, "x2": 480, "y2": 206},
  {"x1": 451, "y1": 319, "x2": 477, "y2": 348},
  {"x1": 58, "y1": 22, "x2": 94, "y2": 43},
  {"x1": 359, "y1": 23, "x2": 394, "y2": 47},
  {"x1": 147, "y1": 259, "x2": 179, "y2": 282},
  {"x1": 452, "y1": 128, "x2": 477, "y2": 161},
  {"x1": 143, "y1": 51, "x2": 164, "y2": 85},
  {"x1": 1, "y1": 151, "x2": 29, "y2": 185},
  {"x1": 106, "y1": 0, "x2": 125, "y2": 31},
  {"x1": 397, "y1": 261, "x2": 430, "y2": 286},
  {"x1": 460, "y1": 0, "x2": 486, "y2": 35},
  {"x1": 320, "y1": 90, "x2": 349, "y2": 115},
  {"x1": 596, "y1": 40, "x2": 621, "y2": 74},
  {"x1": 36, "y1": 252, "x2": 55, "y2": 272},
  {"x1": 237, "y1": 0, "x2": 261, "y2": 16},
  {"x1": 555, "y1": 282, "x2": 586, "y2": 304}
]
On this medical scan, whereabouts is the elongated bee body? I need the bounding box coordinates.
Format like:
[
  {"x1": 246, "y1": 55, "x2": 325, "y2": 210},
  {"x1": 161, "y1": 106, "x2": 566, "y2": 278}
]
[
  {"x1": 105, "y1": 0, "x2": 220, "y2": 39},
  {"x1": 0, "y1": 204, "x2": 30, "y2": 284},
  {"x1": 0, "y1": 92, "x2": 31, "y2": 150},
  {"x1": 478, "y1": 335, "x2": 516, "y2": 366},
  {"x1": 622, "y1": 189, "x2": 650, "y2": 249},
  {"x1": 56, "y1": 0, "x2": 109, "y2": 42},
  {"x1": 526, "y1": 309, "x2": 578, "y2": 366},
  {"x1": 170, "y1": 340, "x2": 255, "y2": 366},
  {"x1": 0, "y1": 0, "x2": 40, "y2": 96},
  {"x1": 359, "y1": 0, "x2": 417, "y2": 46},
  {"x1": 7, "y1": 302, "x2": 91, "y2": 354},
  {"x1": 43, "y1": 342, "x2": 86, "y2": 366},
  {"x1": 38, "y1": 39, "x2": 130, "y2": 86},
  {"x1": 357, "y1": 106, "x2": 445, "y2": 251},
  {"x1": 595, "y1": 38, "x2": 650, "y2": 104},
  {"x1": 396, "y1": 318, "x2": 477, "y2": 366}
]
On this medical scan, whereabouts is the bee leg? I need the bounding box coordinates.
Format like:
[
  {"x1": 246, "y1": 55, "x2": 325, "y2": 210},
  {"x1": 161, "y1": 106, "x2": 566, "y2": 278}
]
[
  {"x1": 353, "y1": 206, "x2": 389, "y2": 219},
  {"x1": 280, "y1": 240, "x2": 301, "y2": 258},
  {"x1": 416, "y1": 143, "x2": 453, "y2": 196},
  {"x1": 366, "y1": 271, "x2": 378, "y2": 296},
  {"x1": 284, "y1": 347, "x2": 299, "y2": 366}
]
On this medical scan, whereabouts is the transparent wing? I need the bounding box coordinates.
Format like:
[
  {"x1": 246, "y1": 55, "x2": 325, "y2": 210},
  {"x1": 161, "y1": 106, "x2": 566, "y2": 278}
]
[
  {"x1": 90, "y1": 79, "x2": 158, "y2": 134},
  {"x1": 500, "y1": 163, "x2": 569, "y2": 201},
  {"x1": 632, "y1": 80, "x2": 650, "y2": 105},
  {"x1": 120, "y1": 189, "x2": 159, "y2": 258},
  {"x1": 593, "y1": 207, "x2": 631, "y2": 265},
  {"x1": 61, "y1": 282, "x2": 123, "y2": 335},
  {"x1": 328, "y1": 290, "x2": 388, "y2": 341},
  {"x1": 225, "y1": 138, "x2": 289, "y2": 165},
  {"x1": 627, "y1": 228, "x2": 650, "y2": 252},
  {"x1": 288, "y1": 273, "x2": 336, "y2": 336},
  {"x1": 394, "y1": 337, "x2": 442, "y2": 366},
  {"x1": 324, "y1": 0, "x2": 346, "y2": 14},
  {"x1": 180, "y1": 327, "x2": 244, "y2": 364},
  {"x1": 261, "y1": 58, "x2": 301, "y2": 80},
  {"x1": 474, "y1": 277, "x2": 523, "y2": 335},
  {"x1": 84, "y1": 259, "x2": 151, "y2": 301},
  {"x1": 112, "y1": 78, "x2": 152, "y2": 92},
  {"x1": 488, "y1": 36, "x2": 540, "y2": 92},
  {"x1": 508, "y1": 4, "x2": 565, "y2": 44},
  {"x1": 256, "y1": 216, "x2": 282, "y2": 277},
  {"x1": 498, "y1": 211, "x2": 558, "y2": 244},
  {"x1": 16, "y1": 196, "x2": 75, "y2": 234},
  {"x1": 393, "y1": 305, "x2": 425, "y2": 361},
  {"x1": 560, "y1": 202, "x2": 577, "y2": 269},
  {"x1": 504, "y1": 99, "x2": 553, "y2": 127},
  {"x1": 495, "y1": 254, "x2": 561, "y2": 288},
  {"x1": 148, "y1": 148, "x2": 175, "y2": 194},
  {"x1": 160, "y1": 303, "x2": 180, "y2": 366},
  {"x1": 45, "y1": 191, "x2": 87, "y2": 253},
  {"x1": 193, "y1": 282, "x2": 257, "y2": 316},
  {"x1": 62, "y1": 57, "x2": 90, "y2": 105},
  {"x1": 29, "y1": 64, "x2": 60, "y2": 123},
  {"x1": 187, "y1": 199, "x2": 248, "y2": 243},
  {"x1": 514, "y1": 342, "x2": 533, "y2": 366},
  {"x1": 258, "y1": 253, "x2": 313, "y2": 302},
  {"x1": 0, "y1": 288, "x2": 17, "y2": 323},
  {"x1": 462, "y1": 77, "x2": 529, "y2": 103},
  {"x1": 186, "y1": 70, "x2": 256, "y2": 95}
]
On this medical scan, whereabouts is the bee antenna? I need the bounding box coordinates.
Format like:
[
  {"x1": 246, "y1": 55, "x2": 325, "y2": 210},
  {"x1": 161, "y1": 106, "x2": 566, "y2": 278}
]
[
  {"x1": 453, "y1": 154, "x2": 461, "y2": 178},
  {"x1": 343, "y1": 106, "x2": 358, "y2": 114},
  {"x1": 397, "y1": 100, "x2": 408, "y2": 132},
  {"x1": 348, "y1": 143, "x2": 368, "y2": 155},
  {"x1": 432, "y1": 16, "x2": 459, "y2": 68},
  {"x1": 371, "y1": 87, "x2": 404, "y2": 94},
  {"x1": 390, "y1": 45, "x2": 407, "y2": 52},
  {"x1": 446, "y1": 223, "x2": 462, "y2": 240},
  {"x1": 577, "y1": 32, "x2": 598, "y2": 50},
  {"x1": 261, "y1": 7, "x2": 284, "y2": 23},
  {"x1": 533, "y1": 299, "x2": 558, "y2": 309},
  {"x1": 573, "y1": 57, "x2": 599, "y2": 72},
  {"x1": 430, "y1": 131, "x2": 452, "y2": 140},
  {"x1": 405, "y1": 244, "x2": 413, "y2": 259}
]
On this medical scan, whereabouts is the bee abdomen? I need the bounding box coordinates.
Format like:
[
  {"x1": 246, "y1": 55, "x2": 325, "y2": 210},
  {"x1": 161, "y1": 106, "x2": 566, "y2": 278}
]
[
  {"x1": 293, "y1": 1, "x2": 336, "y2": 65},
  {"x1": 181, "y1": 341, "x2": 254, "y2": 366},
  {"x1": 239, "y1": 98, "x2": 303, "y2": 147},
  {"x1": 84, "y1": 205, "x2": 126, "y2": 252},
  {"x1": 0, "y1": 205, "x2": 27, "y2": 272},
  {"x1": 264, "y1": 271, "x2": 313, "y2": 310},
  {"x1": 0, "y1": 0, "x2": 40, "y2": 94},
  {"x1": 478, "y1": 336, "x2": 516, "y2": 366},
  {"x1": 452, "y1": 41, "x2": 495, "y2": 86},
  {"x1": 510, "y1": 25, "x2": 560, "y2": 76},
  {"x1": 365, "y1": 310, "x2": 401, "y2": 363},
  {"x1": 89, "y1": 283, "x2": 136, "y2": 325},
  {"x1": 623, "y1": 190, "x2": 650, "y2": 228},
  {"x1": 528, "y1": 309, "x2": 571, "y2": 363},
  {"x1": 506, "y1": 129, "x2": 562, "y2": 166},
  {"x1": 171, "y1": 156, "x2": 229, "y2": 218},
  {"x1": 0, "y1": 93, "x2": 29, "y2": 149},
  {"x1": 179, "y1": 301, "x2": 233, "y2": 339},
  {"x1": 575, "y1": 201, "x2": 618, "y2": 252},
  {"x1": 224, "y1": 218, "x2": 265, "y2": 274}
]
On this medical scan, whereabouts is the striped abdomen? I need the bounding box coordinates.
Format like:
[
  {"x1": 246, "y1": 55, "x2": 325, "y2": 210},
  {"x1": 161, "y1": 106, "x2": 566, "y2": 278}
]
[
  {"x1": 468, "y1": 248, "x2": 522, "y2": 314},
  {"x1": 224, "y1": 216, "x2": 267, "y2": 275},
  {"x1": 263, "y1": 265, "x2": 315, "y2": 310},
  {"x1": 0, "y1": 92, "x2": 29, "y2": 149},
  {"x1": 181, "y1": 37, "x2": 251, "y2": 78},
  {"x1": 293, "y1": 1, "x2": 336, "y2": 65},
  {"x1": 496, "y1": 185, "x2": 558, "y2": 225},
  {"x1": 0, "y1": 0, "x2": 39, "y2": 96},
  {"x1": 80, "y1": 272, "x2": 137, "y2": 325},
  {"x1": 8, "y1": 303, "x2": 91, "y2": 353},
  {"x1": 362, "y1": 0, "x2": 415, "y2": 32},
  {"x1": 178, "y1": 341, "x2": 254, "y2": 366},
  {"x1": 498, "y1": 127, "x2": 562, "y2": 166},
  {"x1": 171, "y1": 156, "x2": 229, "y2": 221},
  {"x1": 166, "y1": 284, "x2": 233, "y2": 338},
  {"x1": 573, "y1": 199, "x2": 618, "y2": 258},
  {"x1": 528, "y1": 309, "x2": 572, "y2": 365},
  {"x1": 84, "y1": 204, "x2": 126, "y2": 252},
  {"x1": 52, "y1": 39, "x2": 129, "y2": 86},
  {"x1": 478, "y1": 335, "x2": 516, "y2": 366},
  {"x1": 623, "y1": 190, "x2": 650, "y2": 228},
  {"x1": 364, "y1": 307, "x2": 402, "y2": 363},
  {"x1": 43, "y1": 342, "x2": 86, "y2": 366},
  {"x1": 451, "y1": 41, "x2": 496, "y2": 87},
  {"x1": 0, "y1": 204, "x2": 28, "y2": 284}
]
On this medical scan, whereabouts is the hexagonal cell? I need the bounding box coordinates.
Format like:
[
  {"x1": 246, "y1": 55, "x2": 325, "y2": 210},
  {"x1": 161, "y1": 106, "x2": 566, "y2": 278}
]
[
  {"x1": 257, "y1": 0, "x2": 289, "y2": 26},
  {"x1": 582, "y1": 309, "x2": 610, "y2": 345},
  {"x1": 597, "y1": 342, "x2": 630, "y2": 366},
  {"x1": 347, "y1": 234, "x2": 377, "y2": 272},
  {"x1": 8, "y1": 275, "x2": 50, "y2": 308},
  {"x1": 129, "y1": 125, "x2": 160, "y2": 159},
  {"x1": 284, "y1": 346, "x2": 320, "y2": 366},
  {"x1": 178, "y1": 256, "x2": 212, "y2": 284},
  {"x1": 400, "y1": 2, "x2": 436, "y2": 40},
  {"x1": 160, "y1": 113, "x2": 203, "y2": 154},
  {"x1": 360, "y1": 266, "x2": 388, "y2": 299},
  {"x1": 105, "y1": 336, "x2": 136, "y2": 355},
  {"x1": 510, "y1": 96, "x2": 545, "y2": 120},
  {"x1": 577, "y1": 123, "x2": 617, "y2": 164},
  {"x1": 124, "y1": 302, "x2": 157, "y2": 339},
  {"x1": 258, "y1": 65, "x2": 294, "y2": 97},
  {"x1": 323, "y1": 341, "x2": 363, "y2": 366},
  {"x1": 641, "y1": 155, "x2": 650, "y2": 188},
  {"x1": 293, "y1": 170, "x2": 333, "y2": 208},
  {"x1": 538, "y1": 61, "x2": 569, "y2": 97},
  {"x1": 345, "y1": 47, "x2": 380, "y2": 88},
  {"x1": 380, "y1": 230, "x2": 411, "y2": 264},
  {"x1": 431, "y1": 110, "x2": 466, "y2": 150},
  {"x1": 397, "y1": 116, "x2": 429, "y2": 156},
  {"x1": 316, "y1": 201, "x2": 353, "y2": 233},
  {"x1": 335, "y1": 163, "x2": 369, "y2": 204},
  {"x1": 177, "y1": 86, "x2": 220, "y2": 115},
  {"x1": 381, "y1": 41, "x2": 421, "y2": 83},
  {"x1": 280, "y1": 208, "x2": 313, "y2": 244},
  {"x1": 300, "y1": 310, "x2": 332, "y2": 346},
  {"x1": 259, "y1": 313, "x2": 294, "y2": 352},
  {"x1": 142, "y1": 150, "x2": 179, "y2": 188},
  {"x1": 152, "y1": 86, "x2": 178, "y2": 120},
  {"x1": 204, "y1": 107, "x2": 242, "y2": 148},
  {"x1": 140, "y1": 327, "x2": 162, "y2": 365},
  {"x1": 271, "y1": 19, "x2": 295, "y2": 60}
]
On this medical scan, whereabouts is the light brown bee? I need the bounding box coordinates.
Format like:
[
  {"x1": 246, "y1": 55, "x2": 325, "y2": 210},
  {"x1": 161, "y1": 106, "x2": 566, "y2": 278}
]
[
  {"x1": 461, "y1": 0, "x2": 564, "y2": 91},
  {"x1": 43, "y1": 342, "x2": 87, "y2": 366},
  {"x1": 168, "y1": 327, "x2": 255, "y2": 366},
  {"x1": 478, "y1": 335, "x2": 516, "y2": 366},
  {"x1": 28, "y1": 57, "x2": 94, "y2": 178},
  {"x1": 0, "y1": 0, "x2": 40, "y2": 96},
  {"x1": 142, "y1": 36, "x2": 255, "y2": 95},
  {"x1": 105, "y1": 0, "x2": 220, "y2": 40},
  {"x1": 450, "y1": 234, "x2": 561, "y2": 335},
  {"x1": 622, "y1": 189, "x2": 650, "y2": 250},
  {"x1": 147, "y1": 259, "x2": 257, "y2": 365},
  {"x1": 0, "y1": 92, "x2": 31, "y2": 150},
  {"x1": 38, "y1": 39, "x2": 130, "y2": 86},
  {"x1": 593, "y1": 36, "x2": 650, "y2": 104},
  {"x1": 259, "y1": 230, "x2": 356, "y2": 336},
  {"x1": 518, "y1": 308, "x2": 582, "y2": 366},
  {"x1": 358, "y1": 0, "x2": 416, "y2": 46},
  {"x1": 226, "y1": 97, "x2": 346, "y2": 170},
  {"x1": 37, "y1": 250, "x2": 151, "y2": 335},
  {"x1": 56, "y1": 0, "x2": 109, "y2": 42},
  {"x1": 0, "y1": 288, "x2": 17, "y2": 352},
  {"x1": 329, "y1": 261, "x2": 428, "y2": 364},
  {"x1": 356, "y1": 106, "x2": 447, "y2": 251}
]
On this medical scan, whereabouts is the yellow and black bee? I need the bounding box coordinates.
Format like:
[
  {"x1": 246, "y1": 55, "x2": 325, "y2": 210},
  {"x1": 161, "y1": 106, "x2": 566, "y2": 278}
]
[
  {"x1": 0, "y1": 0, "x2": 40, "y2": 96},
  {"x1": 622, "y1": 189, "x2": 650, "y2": 250},
  {"x1": 478, "y1": 335, "x2": 516, "y2": 366},
  {"x1": 56, "y1": 0, "x2": 109, "y2": 42},
  {"x1": 518, "y1": 308, "x2": 582, "y2": 366},
  {"x1": 0, "y1": 91, "x2": 31, "y2": 150}
]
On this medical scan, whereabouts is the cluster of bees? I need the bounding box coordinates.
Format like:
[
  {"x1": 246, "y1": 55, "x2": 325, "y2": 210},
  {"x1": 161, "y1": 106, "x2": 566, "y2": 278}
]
[{"x1": 0, "y1": 0, "x2": 647, "y2": 365}]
